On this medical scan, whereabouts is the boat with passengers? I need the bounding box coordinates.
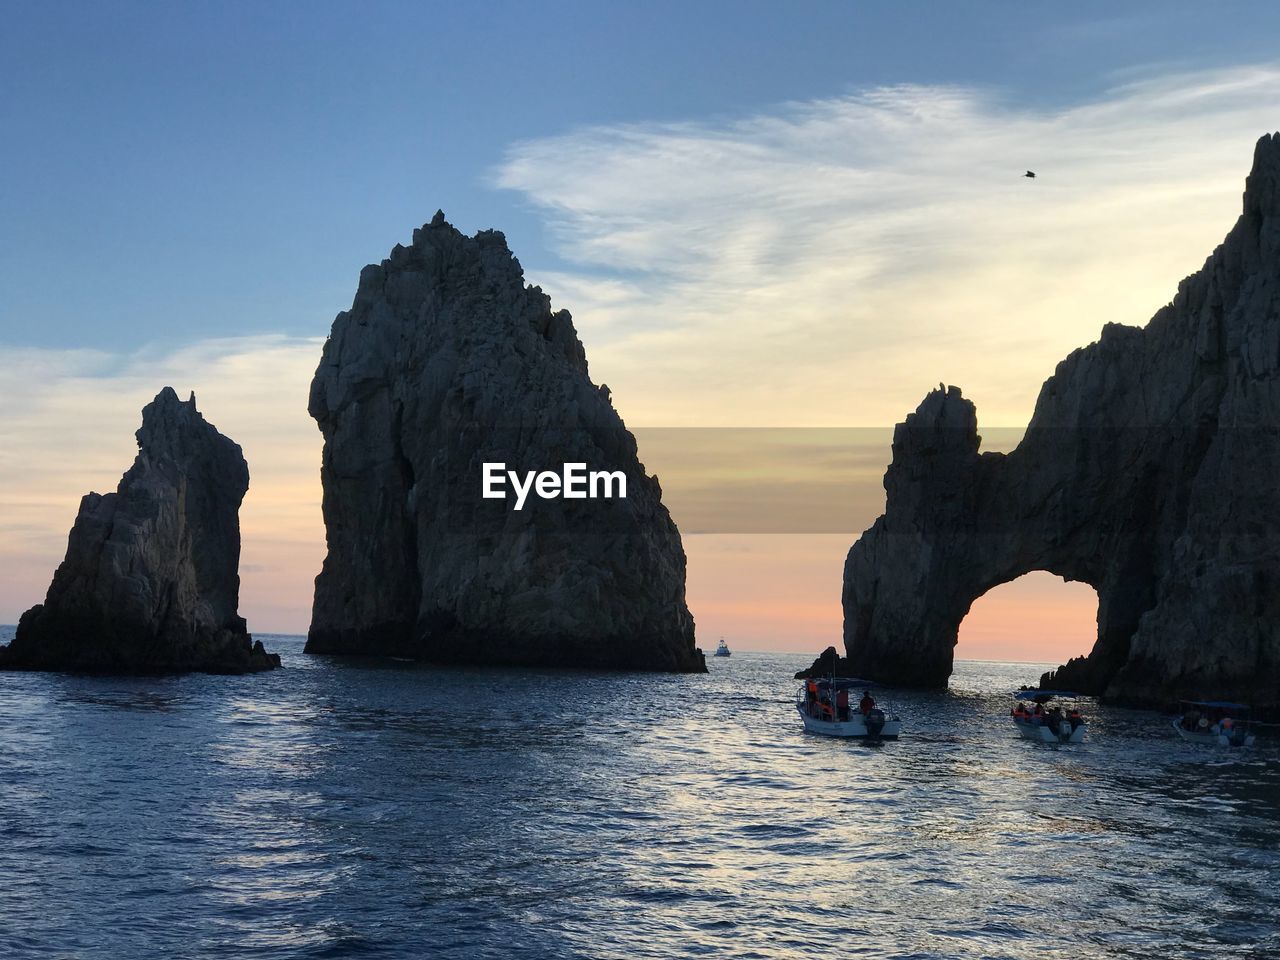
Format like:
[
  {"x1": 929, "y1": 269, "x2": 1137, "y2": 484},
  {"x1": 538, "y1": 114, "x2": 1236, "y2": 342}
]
[
  {"x1": 796, "y1": 678, "x2": 901, "y2": 739},
  {"x1": 1171, "y1": 699, "x2": 1256, "y2": 748},
  {"x1": 1011, "y1": 689, "x2": 1087, "y2": 743},
  {"x1": 714, "y1": 637, "x2": 731, "y2": 657}
]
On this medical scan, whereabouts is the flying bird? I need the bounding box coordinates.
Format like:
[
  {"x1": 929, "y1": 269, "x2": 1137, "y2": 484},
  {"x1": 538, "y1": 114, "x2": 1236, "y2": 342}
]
[{"x1": 1024, "y1": 170, "x2": 1036, "y2": 178}]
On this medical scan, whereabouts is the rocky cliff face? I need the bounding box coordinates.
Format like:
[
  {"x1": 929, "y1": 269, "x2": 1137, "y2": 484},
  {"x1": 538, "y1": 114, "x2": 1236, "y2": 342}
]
[
  {"x1": 0, "y1": 388, "x2": 278, "y2": 674},
  {"x1": 306, "y1": 212, "x2": 703, "y2": 672},
  {"x1": 837, "y1": 133, "x2": 1280, "y2": 708}
]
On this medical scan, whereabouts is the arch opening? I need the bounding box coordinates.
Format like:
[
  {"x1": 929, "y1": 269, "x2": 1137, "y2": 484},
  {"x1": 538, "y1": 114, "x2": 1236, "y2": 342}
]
[{"x1": 955, "y1": 570, "x2": 1098, "y2": 669}]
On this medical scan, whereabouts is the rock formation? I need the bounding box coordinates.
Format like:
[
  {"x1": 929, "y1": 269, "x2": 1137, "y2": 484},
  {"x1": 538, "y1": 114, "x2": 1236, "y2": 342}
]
[
  {"x1": 0, "y1": 388, "x2": 278, "y2": 674},
  {"x1": 306, "y1": 212, "x2": 703, "y2": 672},
  {"x1": 832, "y1": 133, "x2": 1280, "y2": 708}
]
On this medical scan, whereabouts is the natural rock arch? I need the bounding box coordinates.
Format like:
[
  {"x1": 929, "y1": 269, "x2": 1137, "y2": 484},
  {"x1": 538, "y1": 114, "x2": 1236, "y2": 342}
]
[
  {"x1": 842, "y1": 387, "x2": 1140, "y2": 690},
  {"x1": 839, "y1": 133, "x2": 1280, "y2": 708}
]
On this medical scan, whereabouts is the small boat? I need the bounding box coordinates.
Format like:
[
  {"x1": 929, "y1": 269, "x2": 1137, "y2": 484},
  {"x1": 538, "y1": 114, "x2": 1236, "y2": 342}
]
[
  {"x1": 714, "y1": 637, "x2": 731, "y2": 658},
  {"x1": 796, "y1": 678, "x2": 901, "y2": 739},
  {"x1": 1011, "y1": 689, "x2": 1087, "y2": 744},
  {"x1": 1171, "y1": 699, "x2": 1256, "y2": 748}
]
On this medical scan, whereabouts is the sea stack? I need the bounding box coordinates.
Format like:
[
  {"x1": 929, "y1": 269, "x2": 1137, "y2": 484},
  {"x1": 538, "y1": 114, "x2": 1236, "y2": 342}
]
[
  {"x1": 830, "y1": 133, "x2": 1280, "y2": 708},
  {"x1": 0, "y1": 388, "x2": 278, "y2": 674},
  {"x1": 306, "y1": 212, "x2": 703, "y2": 672}
]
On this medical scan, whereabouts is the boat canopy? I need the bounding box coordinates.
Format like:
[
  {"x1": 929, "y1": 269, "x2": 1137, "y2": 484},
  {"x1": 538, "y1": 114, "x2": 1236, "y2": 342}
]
[
  {"x1": 1013, "y1": 689, "x2": 1080, "y2": 701},
  {"x1": 1179, "y1": 699, "x2": 1249, "y2": 711},
  {"x1": 809, "y1": 678, "x2": 878, "y2": 691}
]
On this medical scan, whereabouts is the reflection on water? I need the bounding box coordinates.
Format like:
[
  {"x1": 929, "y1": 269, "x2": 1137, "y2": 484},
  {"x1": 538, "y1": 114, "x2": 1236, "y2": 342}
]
[{"x1": 0, "y1": 630, "x2": 1277, "y2": 959}]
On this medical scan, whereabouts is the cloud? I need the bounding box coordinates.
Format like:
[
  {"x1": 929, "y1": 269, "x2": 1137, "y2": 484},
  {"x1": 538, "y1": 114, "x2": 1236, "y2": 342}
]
[
  {"x1": 0, "y1": 335, "x2": 324, "y2": 632},
  {"x1": 495, "y1": 65, "x2": 1280, "y2": 429}
]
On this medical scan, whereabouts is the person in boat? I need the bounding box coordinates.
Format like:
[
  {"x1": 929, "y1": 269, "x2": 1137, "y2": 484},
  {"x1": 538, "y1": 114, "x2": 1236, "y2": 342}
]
[
  {"x1": 1046, "y1": 706, "x2": 1065, "y2": 732},
  {"x1": 805, "y1": 680, "x2": 818, "y2": 716},
  {"x1": 820, "y1": 690, "x2": 835, "y2": 719},
  {"x1": 836, "y1": 687, "x2": 851, "y2": 721},
  {"x1": 859, "y1": 690, "x2": 876, "y2": 715},
  {"x1": 1032, "y1": 703, "x2": 1045, "y2": 724},
  {"x1": 1068, "y1": 707, "x2": 1082, "y2": 730}
]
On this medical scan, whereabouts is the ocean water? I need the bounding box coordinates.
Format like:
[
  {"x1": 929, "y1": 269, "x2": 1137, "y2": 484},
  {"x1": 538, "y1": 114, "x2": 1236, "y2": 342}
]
[{"x1": 0, "y1": 629, "x2": 1276, "y2": 960}]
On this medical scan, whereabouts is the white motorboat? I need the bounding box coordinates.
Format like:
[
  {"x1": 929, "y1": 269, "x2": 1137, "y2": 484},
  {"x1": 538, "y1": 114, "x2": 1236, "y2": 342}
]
[
  {"x1": 796, "y1": 678, "x2": 901, "y2": 739},
  {"x1": 1011, "y1": 690, "x2": 1087, "y2": 744},
  {"x1": 714, "y1": 637, "x2": 731, "y2": 657},
  {"x1": 1171, "y1": 699, "x2": 1256, "y2": 748}
]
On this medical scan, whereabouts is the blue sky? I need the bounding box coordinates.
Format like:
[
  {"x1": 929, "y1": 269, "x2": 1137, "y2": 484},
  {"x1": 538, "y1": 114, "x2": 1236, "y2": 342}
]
[{"x1": 4, "y1": 1, "x2": 1280, "y2": 351}]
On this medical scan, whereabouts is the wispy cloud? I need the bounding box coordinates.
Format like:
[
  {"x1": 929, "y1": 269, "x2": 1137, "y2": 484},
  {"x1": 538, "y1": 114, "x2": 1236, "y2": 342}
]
[{"x1": 496, "y1": 66, "x2": 1280, "y2": 428}]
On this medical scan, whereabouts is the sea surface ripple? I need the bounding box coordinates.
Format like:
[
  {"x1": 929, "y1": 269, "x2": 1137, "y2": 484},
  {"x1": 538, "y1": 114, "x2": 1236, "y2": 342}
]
[{"x1": 0, "y1": 630, "x2": 1276, "y2": 959}]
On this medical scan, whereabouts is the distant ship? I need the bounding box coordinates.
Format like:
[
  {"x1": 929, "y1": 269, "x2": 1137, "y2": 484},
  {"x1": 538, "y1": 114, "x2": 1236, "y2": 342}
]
[{"x1": 714, "y1": 637, "x2": 731, "y2": 657}]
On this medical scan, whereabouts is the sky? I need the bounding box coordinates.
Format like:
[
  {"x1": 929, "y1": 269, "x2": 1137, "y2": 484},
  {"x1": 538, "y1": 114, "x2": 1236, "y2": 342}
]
[{"x1": 3, "y1": 2, "x2": 1280, "y2": 662}]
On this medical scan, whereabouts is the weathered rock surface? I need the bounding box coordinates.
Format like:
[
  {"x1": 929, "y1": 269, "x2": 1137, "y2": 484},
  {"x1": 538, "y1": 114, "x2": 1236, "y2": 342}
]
[
  {"x1": 832, "y1": 133, "x2": 1280, "y2": 708},
  {"x1": 0, "y1": 388, "x2": 278, "y2": 674},
  {"x1": 306, "y1": 212, "x2": 703, "y2": 672}
]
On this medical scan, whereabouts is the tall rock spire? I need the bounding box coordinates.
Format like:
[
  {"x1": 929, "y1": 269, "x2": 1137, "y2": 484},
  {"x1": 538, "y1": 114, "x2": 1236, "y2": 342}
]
[
  {"x1": 306, "y1": 215, "x2": 703, "y2": 672},
  {"x1": 1, "y1": 388, "x2": 278, "y2": 674}
]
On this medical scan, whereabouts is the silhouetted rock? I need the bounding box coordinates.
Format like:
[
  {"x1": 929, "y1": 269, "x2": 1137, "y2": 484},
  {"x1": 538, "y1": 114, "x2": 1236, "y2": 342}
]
[
  {"x1": 835, "y1": 133, "x2": 1280, "y2": 709},
  {"x1": 306, "y1": 214, "x2": 703, "y2": 672},
  {"x1": 0, "y1": 388, "x2": 278, "y2": 674},
  {"x1": 794, "y1": 645, "x2": 844, "y2": 679}
]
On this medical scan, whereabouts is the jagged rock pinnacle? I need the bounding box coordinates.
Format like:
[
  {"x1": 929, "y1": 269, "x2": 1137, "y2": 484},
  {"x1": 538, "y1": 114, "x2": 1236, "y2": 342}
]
[
  {"x1": 306, "y1": 219, "x2": 704, "y2": 672},
  {"x1": 1, "y1": 388, "x2": 279, "y2": 674}
]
